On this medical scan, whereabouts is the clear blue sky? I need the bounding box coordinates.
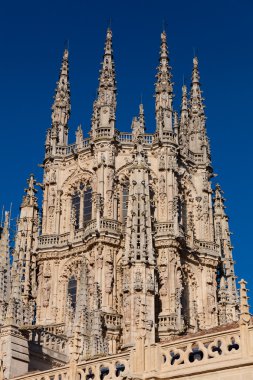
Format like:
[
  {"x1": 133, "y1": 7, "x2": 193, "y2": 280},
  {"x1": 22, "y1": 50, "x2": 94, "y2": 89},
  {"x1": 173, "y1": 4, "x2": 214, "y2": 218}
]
[{"x1": 0, "y1": 0, "x2": 252, "y2": 298}]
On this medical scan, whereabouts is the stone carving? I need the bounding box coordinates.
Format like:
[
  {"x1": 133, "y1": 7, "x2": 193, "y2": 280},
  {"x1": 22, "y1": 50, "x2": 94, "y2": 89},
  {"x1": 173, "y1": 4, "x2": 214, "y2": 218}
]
[{"x1": 42, "y1": 263, "x2": 51, "y2": 308}]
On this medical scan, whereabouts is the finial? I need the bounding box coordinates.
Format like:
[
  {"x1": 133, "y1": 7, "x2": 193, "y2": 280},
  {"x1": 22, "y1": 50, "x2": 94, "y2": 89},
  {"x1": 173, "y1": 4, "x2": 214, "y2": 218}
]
[
  {"x1": 181, "y1": 84, "x2": 188, "y2": 111},
  {"x1": 22, "y1": 174, "x2": 38, "y2": 207},
  {"x1": 239, "y1": 279, "x2": 251, "y2": 325},
  {"x1": 104, "y1": 28, "x2": 113, "y2": 55},
  {"x1": 192, "y1": 56, "x2": 200, "y2": 84},
  {"x1": 139, "y1": 103, "x2": 145, "y2": 132},
  {"x1": 174, "y1": 111, "x2": 179, "y2": 136},
  {"x1": 161, "y1": 30, "x2": 167, "y2": 43}
]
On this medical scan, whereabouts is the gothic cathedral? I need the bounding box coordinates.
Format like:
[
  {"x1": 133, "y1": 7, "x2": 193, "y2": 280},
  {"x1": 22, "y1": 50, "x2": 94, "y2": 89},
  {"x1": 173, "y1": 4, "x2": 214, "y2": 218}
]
[{"x1": 1, "y1": 29, "x2": 248, "y2": 380}]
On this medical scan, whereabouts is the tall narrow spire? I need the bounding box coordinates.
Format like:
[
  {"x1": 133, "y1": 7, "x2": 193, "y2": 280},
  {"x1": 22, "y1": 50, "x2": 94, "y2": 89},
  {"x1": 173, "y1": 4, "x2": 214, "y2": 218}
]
[
  {"x1": 179, "y1": 85, "x2": 189, "y2": 155},
  {"x1": 155, "y1": 31, "x2": 173, "y2": 136},
  {"x1": 0, "y1": 211, "x2": 11, "y2": 324},
  {"x1": 214, "y1": 184, "x2": 238, "y2": 322},
  {"x1": 189, "y1": 57, "x2": 204, "y2": 117},
  {"x1": 91, "y1": 28, "x2": 117, "y2": 140},
  {"x1": 51, "y1": 48, "x2": 71, "y2": 147},
  {"x1": 181, "y1": 84, "x2": 188, "y2": 124},
  {"x1": 188, "y1": 57, "x2": 211, "y2": 164},
  {"x1": 14, "y1": 174, "x2": 39, "y2": 319}
]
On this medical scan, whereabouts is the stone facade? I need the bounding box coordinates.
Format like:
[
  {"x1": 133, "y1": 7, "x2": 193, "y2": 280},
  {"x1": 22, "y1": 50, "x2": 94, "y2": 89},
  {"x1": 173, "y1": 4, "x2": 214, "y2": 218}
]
[{"x1": 0, "y1": 28, "x2": 249, "y2": 379}]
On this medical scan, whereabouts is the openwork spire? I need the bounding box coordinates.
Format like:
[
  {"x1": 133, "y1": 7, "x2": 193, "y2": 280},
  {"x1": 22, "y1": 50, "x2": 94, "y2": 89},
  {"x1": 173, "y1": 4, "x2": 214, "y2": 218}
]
[
  {"x1": 98, "y1": 28, "x2": 116, "y2": 95},
  {"x1": 181, "y1": 84, "x2": 188, "y2": 124},
  {"x1": 155, "y1": 31, "x2": 173, "y2": 94},
  {"x1": 0, "y1": 211, "x2": 11, "y2": 319},
  {"x1": 155, "y1": 31, "x2": 173, "y2": 134},
  {"x1": 239, "y1": 280, "x2": 251, "y2": 325},
  {"x1": 51, "y1": 49, "x2": 71, "y2": 146},
  {"x1": 213, "y1": 184, "x2": 226, "y2": 216},
  {"x1": 91, "y1": 28, "x2": 117, "y2": 139},
  {"x1": 21, "y1": 174, "x2": 38, "y2": 208},
  {"x1": 189, "y1": 57, "x2": 205, "y2": 117}
]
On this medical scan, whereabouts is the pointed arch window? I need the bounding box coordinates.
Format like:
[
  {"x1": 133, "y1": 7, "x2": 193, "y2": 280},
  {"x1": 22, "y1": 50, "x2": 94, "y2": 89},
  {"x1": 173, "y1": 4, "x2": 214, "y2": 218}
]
[
  {"x1": 122, "y1": 184, "x2": 129, "y2": 223},
  {"x1": 68, "y1": 276, "x2": 77, "y2": 310},
  {"x1": 71, "y1": 182, "x2": 92, "y2": 229}
]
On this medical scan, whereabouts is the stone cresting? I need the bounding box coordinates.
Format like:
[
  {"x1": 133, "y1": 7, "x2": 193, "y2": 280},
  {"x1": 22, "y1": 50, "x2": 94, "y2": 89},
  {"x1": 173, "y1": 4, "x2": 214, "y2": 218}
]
[{"x1": 0, "y1": 28, "x2": 248, "y2": 379}]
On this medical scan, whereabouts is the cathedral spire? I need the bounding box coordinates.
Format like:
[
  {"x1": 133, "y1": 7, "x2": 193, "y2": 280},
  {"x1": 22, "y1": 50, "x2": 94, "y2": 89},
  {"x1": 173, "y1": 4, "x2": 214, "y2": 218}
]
[
  {"x1": 214, "y1": 184, "x2": 238, "y2": 321},
  {"x1": 21, "y1": 174, "x2": 38, "y2": 208},
  {"x1": 13, "y1": 174, "x2": 39, "y2": 317},
  {"x1": 0, "y1": 211, "x2": 11, "y2": 324},
  {"x1": 155, "y1": 31, "x2": 173, "y2": 137},
  {"x1": 188, "y1": 57, "x2": 211, "y2": 164},
  {"x1": 179, "y1": 85, "x2": 189, "y2": 155},
  {"x1": 181, "y1": 84, "x2": 188, "y2": 125},
  {"x1": 91, "y1": 28, "x2": 117, "y2": 140},
  {"x1": 189, "y1": 56, "x2": 205, "y2": 117},
  {"x1": 51, "y1": 48, "x2": 71, "y2": 148}
]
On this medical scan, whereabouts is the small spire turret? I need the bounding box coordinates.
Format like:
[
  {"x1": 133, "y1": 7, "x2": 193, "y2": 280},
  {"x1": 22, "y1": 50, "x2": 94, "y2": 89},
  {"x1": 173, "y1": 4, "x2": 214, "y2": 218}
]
[
  {"x1": 181, "y1": 84, "x2": 188, "y2": 125},
  {"x1": 155, "y1": 31, "x2": 173, "y2": 136},
  {"x1": 239, "y1": 279, "x2": 251, "y2": 325},
  {"x1": 91, "y1": 28, "x2": 117, "y2": 140},
  {"x1": 190, "y1": 57, "x2": 205, "y2": 116},
  {"x1": 188, "y1": 57, "x2": 211, "y2": 164},
  {"x1": 179, "y1": 85, "x2": 189, "y2": 155},
  {"x1": 214, "y1": 183, "x2": 238, "y2": 322},
  {"x1": 49, "y1": 48, "x2": 71, "y2": 151},
  {"x1": 21, "y1": 174, "x2": 38, "y2": 208},
  {"x1": 0, "y1": 211, "x2": 11, "y2": 324},
  {"x1": 13, "y1": 175, "x2": 39, "y2": 318}
]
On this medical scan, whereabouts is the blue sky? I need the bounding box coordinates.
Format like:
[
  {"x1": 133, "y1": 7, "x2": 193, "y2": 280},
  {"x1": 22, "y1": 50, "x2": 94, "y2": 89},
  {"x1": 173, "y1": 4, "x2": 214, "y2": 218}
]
[{"x1": 0, "y1": 0, "x2": 252, "y2": 298}]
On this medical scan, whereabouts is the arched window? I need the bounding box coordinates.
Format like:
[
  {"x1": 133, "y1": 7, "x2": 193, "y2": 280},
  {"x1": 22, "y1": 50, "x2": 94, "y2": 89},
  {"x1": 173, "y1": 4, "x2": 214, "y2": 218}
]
[
  {"x1": 122, "y1": 185, "x2": 129, "y2": 223},
  {"x1": 68, "y1": 276, "x2": 77, "y2": 310},
  {"x1": 149, "y1": 187, "x2": 156, "y2": 220},
  {"x1": 72, "y1": 191, "x2": 80, "y2": 229},
  {"x1": 71, "y1": 182, "x2": 92, "y2": 229},
  {"x1": 83, "y1": 187, "x2": 92, "y2": 223}
]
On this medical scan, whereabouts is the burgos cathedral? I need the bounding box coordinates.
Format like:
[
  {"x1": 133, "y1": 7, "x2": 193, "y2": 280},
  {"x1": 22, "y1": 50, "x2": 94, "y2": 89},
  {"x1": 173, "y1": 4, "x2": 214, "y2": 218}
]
[{"x1": 0, "y1": 29, "x2": 253, "y2": 380}]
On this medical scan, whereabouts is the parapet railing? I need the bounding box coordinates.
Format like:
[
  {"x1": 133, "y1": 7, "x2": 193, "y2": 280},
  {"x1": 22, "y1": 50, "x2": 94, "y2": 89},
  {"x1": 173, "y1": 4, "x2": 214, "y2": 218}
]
[
  {"x1": 12, "y1": 352, "x2": 130, "y2": 380},
  {"x1": 159, "y1": 327, "x2": 241, "y2": 372},
  {"x1": 13, "y1": 324, "x2": 253, "y2": 380},
  {"x1": 154, "y1": 222, "x2": 175, "y2": 236},
  {"x1": 38, "y1": 219, "x2": 123, "y2": 249},
  {"x1": 131, "y1": 324, "x2": 253, "y2": 378},
  {"x1": 118, "y1": 132, "x2": 154, "y2": 144}
]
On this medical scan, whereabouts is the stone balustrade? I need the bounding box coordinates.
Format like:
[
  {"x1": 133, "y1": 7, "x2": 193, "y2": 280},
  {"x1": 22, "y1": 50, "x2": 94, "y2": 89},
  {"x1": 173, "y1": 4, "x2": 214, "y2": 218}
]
[
  {"x1": 13, "y1": 324, "x2": 253, "y2": 380},
  {"x1": 47, "y1": 133, "x2": 157, "y2": 159},
  {"x1": 158, "y1": 314, "x2": 177, "y2": 332},
  {"x1": 12, "y1": 353, "x2": 130, "y2": 380},
  {"x1": 197, "y1": 240, "x2": 219, "y2": 254},
  {"x1": 103, "y1": 313, "x2": 122, "y2": 330},
  {"x1": 154, "y1": 222, "x2": 175, "y2": 236},
  {"x1": 28, "y1": 326, "x2": 68, "y2": 355},
  {"x1": 160, "y1": 328, "x2": 241, "y2": 371},
  {"x1": 95, "y1": 128, "x2": 112, "y2": 139},
  {"x1": 38, "y1": 233, "x2": 69, "y2": 248},
  {"x1": 119, "y1": 132, "x2": 153, "y2": 144},
  {"x1": 119, "y1": 132, "x2": 133, "y2": 143},
  {"x1": 38, "y1": 219, "x2": 122, "y2": 249}
]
